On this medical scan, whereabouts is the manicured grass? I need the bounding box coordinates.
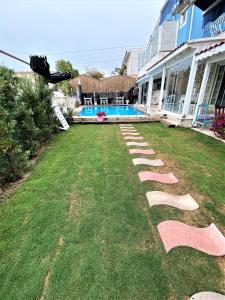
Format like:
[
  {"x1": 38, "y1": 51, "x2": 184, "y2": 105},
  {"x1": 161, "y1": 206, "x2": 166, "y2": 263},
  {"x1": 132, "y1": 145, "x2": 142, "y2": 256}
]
[{"x1": 0, "y1": 123, "x2": 225, "y2": 299}]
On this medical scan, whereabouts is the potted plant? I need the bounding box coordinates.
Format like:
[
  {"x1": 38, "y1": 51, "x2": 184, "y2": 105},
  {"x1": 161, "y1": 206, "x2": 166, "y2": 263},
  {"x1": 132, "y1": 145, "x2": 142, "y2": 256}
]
[{"x1": 96, "y1": 111, "x2": 106, "y2": 122}]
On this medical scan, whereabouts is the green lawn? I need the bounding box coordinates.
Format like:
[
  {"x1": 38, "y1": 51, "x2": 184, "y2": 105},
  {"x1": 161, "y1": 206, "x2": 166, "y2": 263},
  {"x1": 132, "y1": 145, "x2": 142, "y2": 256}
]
[{"x1": 1, "y1": 123, "x2": 225, "y2": 300}]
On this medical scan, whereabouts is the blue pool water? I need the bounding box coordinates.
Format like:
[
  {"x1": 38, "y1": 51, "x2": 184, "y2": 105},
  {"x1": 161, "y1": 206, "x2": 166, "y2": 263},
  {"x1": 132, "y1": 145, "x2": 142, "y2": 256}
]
[{"x1": 80, "y1": 106, "x2": 145, "y2": 117}]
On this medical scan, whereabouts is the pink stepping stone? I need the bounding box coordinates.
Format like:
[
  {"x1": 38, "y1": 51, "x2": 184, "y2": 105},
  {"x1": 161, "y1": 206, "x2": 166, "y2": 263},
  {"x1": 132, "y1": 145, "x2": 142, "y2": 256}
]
[
  {"x1": 127, "y1": 142, "x2": 148, "y2": 147},
  {"x1": 122, "y1": 132, "x2": 140, "y2": 136},
  {"x1": 120, "y1": 124, "x2": 132, "y2": 126},
  {"x1": 157, "y1": 221, "x2": 225, "y2": 256},
  {"x1": 138, "y1": 172, "x2": 178, "y2": 184},
  {"x1": 129, "y1": 149, "x2": 155, "y2": 155},
  {"x1": 146, "y1": 191, "x2": 199, "y2": 211},
  {"x1": 124, "y1": 136, "x2": 143, "y2": 140},
  {"x1": 190, "y1": 292, "x2": 225, "y2": 300},
  {"x1": 133, "y1": 158, "x2": 164, "y2": 167}
]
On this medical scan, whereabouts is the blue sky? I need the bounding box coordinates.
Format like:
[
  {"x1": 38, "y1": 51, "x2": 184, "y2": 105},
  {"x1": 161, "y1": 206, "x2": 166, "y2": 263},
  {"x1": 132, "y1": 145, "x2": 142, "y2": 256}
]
[{"x1": 0, "y1": 0, "x2": 165, "y2": 75}]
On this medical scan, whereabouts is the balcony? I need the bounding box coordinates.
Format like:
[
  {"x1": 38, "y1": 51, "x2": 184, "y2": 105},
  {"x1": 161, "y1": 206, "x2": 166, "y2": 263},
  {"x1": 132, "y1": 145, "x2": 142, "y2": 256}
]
[
  {"x1": 172, "y1": 0, "x2": 193, "y2": 15},
  {"x1": 203, "y1": 13, "x2": 225, "y2": 37}
]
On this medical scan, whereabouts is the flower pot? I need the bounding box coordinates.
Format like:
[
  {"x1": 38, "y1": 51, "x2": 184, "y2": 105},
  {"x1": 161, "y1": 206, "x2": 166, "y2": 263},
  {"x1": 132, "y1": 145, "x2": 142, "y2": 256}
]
[{"x1": 97, "y1": 116, "x2": 104, "y2": 122}]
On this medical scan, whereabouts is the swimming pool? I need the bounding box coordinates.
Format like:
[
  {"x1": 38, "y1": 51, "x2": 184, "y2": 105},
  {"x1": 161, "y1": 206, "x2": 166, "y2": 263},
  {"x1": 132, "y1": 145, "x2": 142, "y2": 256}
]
[{"x1": 79, "y1": 106, "x2": 145, "y2": 117}]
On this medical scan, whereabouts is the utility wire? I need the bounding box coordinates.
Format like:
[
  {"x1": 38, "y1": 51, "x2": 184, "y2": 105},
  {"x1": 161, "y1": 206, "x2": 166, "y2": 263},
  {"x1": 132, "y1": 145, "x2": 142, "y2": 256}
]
[{"x1": 4, "y1": 41, "x2": 184, "y2": 56}]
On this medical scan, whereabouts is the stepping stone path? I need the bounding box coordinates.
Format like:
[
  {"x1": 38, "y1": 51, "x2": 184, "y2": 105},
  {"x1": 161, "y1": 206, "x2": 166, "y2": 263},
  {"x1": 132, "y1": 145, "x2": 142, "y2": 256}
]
[
  {"x1": 129, "y1": 149, "x2": 155, "y2": 155},
  {"x1": 133, "y1": 158, "x2": 164, "y2": 167},
  {"x1": 127, "y1": 142, "x2": 149, "y2": 147},
  {"x1": 119, "y1": 123, "x2": 225, "y2": 296},
  {"x1": 157, "y1": 221, "x2": 225, "y2": 256},
  {"x1": 138, "y1": 172, "x2": 178, "y2": 184},
  {"x1": 146, "y1": 191, "x2": 199, "y2": 211},
  {"x1": 190, "y1": 292, "x2": 225, "y2": 300},
  {"x1": 124, "y1": 136, "x2": 144, "y2": 140},
  {"x1": 122, "y1": 132, "x2": 140, "y2": 136}
]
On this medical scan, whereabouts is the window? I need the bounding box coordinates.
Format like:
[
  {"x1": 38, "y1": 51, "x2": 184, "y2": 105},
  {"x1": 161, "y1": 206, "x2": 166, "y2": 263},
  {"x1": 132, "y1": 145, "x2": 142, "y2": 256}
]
[{"x1": 180, "y1": 11, "x2": 187, "y2": 28}]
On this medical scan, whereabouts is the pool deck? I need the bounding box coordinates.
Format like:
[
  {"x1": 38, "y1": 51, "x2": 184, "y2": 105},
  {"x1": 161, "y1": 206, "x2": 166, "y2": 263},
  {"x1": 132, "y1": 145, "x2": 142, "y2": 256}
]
[
  {"x1": 72, "y1": 115, "x2": 160, "y2": 124},
  {"x1": 72, "y1": 105, "x2": 160, "y2": 124}
]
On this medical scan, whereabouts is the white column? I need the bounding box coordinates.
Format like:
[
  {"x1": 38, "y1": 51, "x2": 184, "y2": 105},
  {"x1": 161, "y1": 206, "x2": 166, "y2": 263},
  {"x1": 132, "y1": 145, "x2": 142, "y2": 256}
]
[
  {"x1": 147, "y1": 77, "x2": 153, "y2": 108},
  {"x1": 182, "y1": 59, "x2": 198, "y2": 116},
  {"x1": 159, "y1": 68, "x2": 166, "y2": 111},
  {"x1": 192, "y1": 63, "x2": 211, "y2": 125},
  {"x1": 138, "y1": 84, "x2": 142, "y2": 104}
]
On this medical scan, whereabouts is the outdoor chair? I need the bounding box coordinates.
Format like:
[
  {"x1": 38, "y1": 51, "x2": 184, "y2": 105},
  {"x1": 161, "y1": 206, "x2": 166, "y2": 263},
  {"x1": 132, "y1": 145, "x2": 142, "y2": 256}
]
[
  {"x1": 100, "y1": 97, "x2": 108, "y2": 105},
  {"x1": 116, "y1": 97, "x2": 124, "y2": 105},
  {"x1": 84, "y1": 97, "x2": 93, "y2": 106},
  {"x1": 192, "y1": 103, "x2": 214, "y2": 130}
]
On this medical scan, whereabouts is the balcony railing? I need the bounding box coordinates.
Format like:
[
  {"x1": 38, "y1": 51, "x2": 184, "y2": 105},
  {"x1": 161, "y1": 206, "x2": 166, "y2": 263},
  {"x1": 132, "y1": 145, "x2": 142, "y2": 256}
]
[{"x1": 203, "y1": 13, "x2": 225, "y2": 37}]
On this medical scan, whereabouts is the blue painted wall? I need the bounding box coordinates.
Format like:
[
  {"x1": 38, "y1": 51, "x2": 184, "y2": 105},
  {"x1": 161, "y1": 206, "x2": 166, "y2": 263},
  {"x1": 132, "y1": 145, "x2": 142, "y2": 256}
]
[
  {"x1": 189, "y1": 6, "x2": 204, "y2": 39},
  {"x1": 176, "y1": 6, "x2": 203, "y2": 45},
  {"x1": 159, "y1": 0, "x2": 203, "y2": 45}
]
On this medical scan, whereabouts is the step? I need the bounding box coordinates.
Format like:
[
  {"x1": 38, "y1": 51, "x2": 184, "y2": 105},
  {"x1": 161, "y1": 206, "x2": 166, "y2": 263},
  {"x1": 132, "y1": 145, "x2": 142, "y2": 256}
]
[{"x1": 161, "y1": 119, "x2": 178, "y2": 128}]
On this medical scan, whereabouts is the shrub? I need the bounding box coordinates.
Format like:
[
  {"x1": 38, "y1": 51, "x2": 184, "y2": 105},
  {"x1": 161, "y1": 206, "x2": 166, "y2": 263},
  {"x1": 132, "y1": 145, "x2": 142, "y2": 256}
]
[
  {"x1": 0, "y1": 106, "x2": 28, "y2": 184},
  {"x1": 211, "y1": 114, "x2": 225, "y2": 140},
  {"x1": 16, "y1": 77, "x2": 58, "y2": 154},
  {"x1": 0, "y1": 66, "x2": 58, "y2": 186}
]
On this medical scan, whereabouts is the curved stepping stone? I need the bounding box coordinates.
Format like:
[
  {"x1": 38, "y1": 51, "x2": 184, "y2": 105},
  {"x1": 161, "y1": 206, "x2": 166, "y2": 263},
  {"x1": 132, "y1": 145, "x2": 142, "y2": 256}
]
[
  {"x1": 146, "y1": 191, "x2": 199, "y2": 211},
  {"x1": 190, "y1": 292, "x2": 225, "y2": 300},
  {"x1": 127, "y1": 142, "x2": 148, "y2": 147},
  {"x1": 124, "y1": 136, "x2": 143, "y2": 140},
  {"x1": 121, "y1": 129, "x2": 138, "y2": 132},
  {"x1": 122, "y1": 132, "x2": 140, "y2": 136},
  {"x1": 139, "y1": 172, "x2": 178, "y2": 184},
  {"x1": 129, "y1": 149, "x2": 155, "y2": 155},
  {"x1": 120, "y1": 124, "x2": 132, "y2": 126},
  {"x1": 120, "y1": 126, "x2": 134, "y2": 129},
  {"x1": 157, "y1": 221, "x2": 225, "y2": 256},
  {"x1": 133, "y1": 158, "x2": 164, "y2": 167}
]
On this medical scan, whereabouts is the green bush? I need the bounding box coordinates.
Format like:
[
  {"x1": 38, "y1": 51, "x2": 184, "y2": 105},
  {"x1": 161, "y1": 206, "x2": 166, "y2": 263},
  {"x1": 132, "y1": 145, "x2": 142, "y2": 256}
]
[
  {"x1": 0, "y1": 106, "x2": 28, "y2": 183},
  {"x1": 0, "y1": 66, "x2": 58, "y2": 187},
  {"x1": 16, "y1": 77, "x2": 58, "y2": 155}
]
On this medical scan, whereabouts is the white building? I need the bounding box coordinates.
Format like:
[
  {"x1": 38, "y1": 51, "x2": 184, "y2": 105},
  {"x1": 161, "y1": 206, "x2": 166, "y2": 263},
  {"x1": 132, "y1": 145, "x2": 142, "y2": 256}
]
[
  {"x1": 134, "y1": 0, "x2": 225, "y2": 127},
  {"x1": 122, "y1": 48, "x2": 145, "y2": 78}
]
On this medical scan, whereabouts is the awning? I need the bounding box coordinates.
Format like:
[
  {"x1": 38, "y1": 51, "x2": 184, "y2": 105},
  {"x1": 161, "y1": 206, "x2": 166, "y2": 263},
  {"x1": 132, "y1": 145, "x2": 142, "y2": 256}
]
[
  {"x1": 195, "y1": 42, "x2": 225, "y2": 61},
  {"x1": 167, "y1": 57, "x2": 192, "y2": 73}
]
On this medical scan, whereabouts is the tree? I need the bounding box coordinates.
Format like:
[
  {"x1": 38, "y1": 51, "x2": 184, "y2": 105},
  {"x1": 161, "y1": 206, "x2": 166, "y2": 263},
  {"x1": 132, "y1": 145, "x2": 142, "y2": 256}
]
[
  {"x1": 16, "y1": 77, "x2": 57, "y2": 149},
  {"x1": 111, "y1": 64, "x2": 127, "y2": 76},
  {"x1": 0, "y1": 68, "x2": 28, "y2": 184},
  {"x1": 0, "y1": 66, "x2": 18, "y2": 116},
  {"x1": 55, "y1": 59, "x2": 79, "y2": 79},
  {"x1": 0, "y1": 105, "x2": 28, "y2": 183},
  {"x1": 0, "y1": 66, "x2": 58, "y2": 186},
  {"x1": 86, "y1": 67, "x2": 104, "y2": 79},
  {"x1": 55, "y1": 59, "x2": 79, "y2": 96}
]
